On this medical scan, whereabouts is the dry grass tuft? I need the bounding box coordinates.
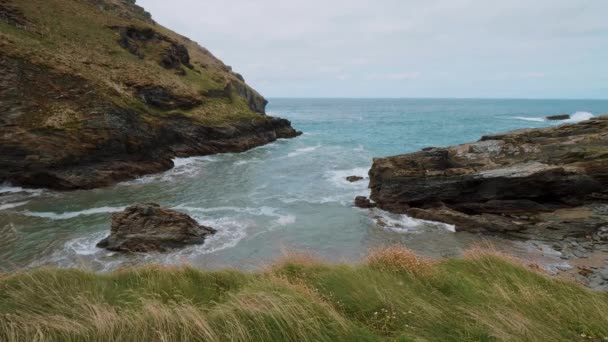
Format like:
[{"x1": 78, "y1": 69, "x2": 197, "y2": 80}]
[
  {"x1": 266, "y1": 248, "x2": 325, "y2": 272},
  {"x1": 463, "y1": 243, "x2": 545, "y2": 274},
  {"x1": 366, "y1": 245, "x2": 433, "y2": 274}
]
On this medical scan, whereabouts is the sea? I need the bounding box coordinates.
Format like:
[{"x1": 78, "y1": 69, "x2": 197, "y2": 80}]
[{"x1": 1, "y1": 98, "x2": 607, "y2": 272}]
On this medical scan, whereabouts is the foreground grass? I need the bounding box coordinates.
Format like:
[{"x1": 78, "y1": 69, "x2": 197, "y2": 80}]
[{"x1": 1, "y1": 247, "x2": 607, "y2": 341}]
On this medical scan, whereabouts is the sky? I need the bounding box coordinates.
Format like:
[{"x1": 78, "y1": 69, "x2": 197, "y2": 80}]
[{"x1": 138, "y1": 0, "x2": 608, "y2": 99}]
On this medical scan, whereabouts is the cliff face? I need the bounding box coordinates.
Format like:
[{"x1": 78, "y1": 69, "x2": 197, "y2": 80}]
[
  {"x1": 369, "y1": 118, "x2": 608, "y2": 233},
  {"x1": 0, "y1": 0, "x2": 300, "y2": 189}
]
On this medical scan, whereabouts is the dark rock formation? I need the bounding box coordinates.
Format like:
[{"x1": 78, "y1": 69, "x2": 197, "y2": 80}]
[
  {"x1": 97, "y1": 203, "x2": 216, "y2": 252},
  {"x1": 369, "y1": 117, "x2": 608, "y2": 233},
  {"x1": 0, "y1": 0, "x2": 301, "y2": 190},
  {"x1": 86, "y1": 0, "x2": 153, "y2": 22},
  {"x1": 136, "y1": 85, "x2": 201, "y2": 110},
  {"x1": 116, "y1": 26, "x2": 193, "y2": 72},
  {"x1": 0, "y1": 0, "x2": 27, "y2": 28},
  {"x1": 546, "y1": 114, "x2": 571, "y2": 121},
  {"x1": 346, "y1": 176, "x2": 364, "y2": 183},
  {"x1": 355, "y1": 196, "x2": 376, "y2": 209},
  {"x1": 228, "y1": 80, "x2": 268, "y2": 113},
  {"x1": 0, "y1": 55, "x2": 300, "y2": 190}
]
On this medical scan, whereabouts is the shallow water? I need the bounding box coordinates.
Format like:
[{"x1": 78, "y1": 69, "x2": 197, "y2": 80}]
[{"x1": 1, "y1": 98, "x2": 607, "y2": 272}]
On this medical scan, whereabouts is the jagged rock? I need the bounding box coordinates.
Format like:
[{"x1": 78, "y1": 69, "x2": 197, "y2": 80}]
[
  {"x1": 546, "y1": 114, "x2": 570, "y2": 121},
  {"x1": 354, "y1": 196, "x2": 376, "y2": 209},
  {"x1": 0, "y1": 0, "x2": 301, "y2": 190},
  {"x1": 0, "y1": 0, "x2": 27, "y2": 28},
  {"x1": 369, "y1": 118, "x2": 608, "y2": 232},
  {"x1": 136, "y1": 85, "x2": 201, "y2": 110},
  {"x1": 115, "y1": 26, "x2": 193, "y2": 72},
  {"x1": 97, "y1": 203, "x2": 216, "y2": 252},
  {"x1": 346, "y1": 176, "x2": 364, "y2": 183}
]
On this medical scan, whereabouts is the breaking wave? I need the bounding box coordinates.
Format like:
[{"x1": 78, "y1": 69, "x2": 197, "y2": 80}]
[{"x1": 22, "y1": 206, "x2": 126, "y2": 220}]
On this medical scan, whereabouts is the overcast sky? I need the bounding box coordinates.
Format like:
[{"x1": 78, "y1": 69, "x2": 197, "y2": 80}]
[{"x1": 138, "y1": 0, "x2": 607, "y2": 99}]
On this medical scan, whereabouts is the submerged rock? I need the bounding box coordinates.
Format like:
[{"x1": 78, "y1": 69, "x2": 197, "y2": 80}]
[
  {"x1": 97, "y1": 203, "x2": 216, "y2": 253},
  {"x1": 369, "y1": 118, "x2": 608, "y2": 233},
  {"x1": 346, "y1": 176, "x2": 364, "y2": 183}
]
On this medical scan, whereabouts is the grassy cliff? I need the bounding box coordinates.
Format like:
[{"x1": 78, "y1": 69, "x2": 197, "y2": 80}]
[
  {"x1": 0, "y1": 0, "x2": 299, "y2": 189},
  {"x1": 1, "y1": 247, "x2": 607, "y2": 341}
]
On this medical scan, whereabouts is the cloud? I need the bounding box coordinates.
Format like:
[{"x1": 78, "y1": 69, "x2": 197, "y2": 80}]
[
  {"x1": 138, "y1": 0, "x2": 608, "y2": 98},
  {"x1": 368, "y1": 72, "x2": 421, "y2": 81}
]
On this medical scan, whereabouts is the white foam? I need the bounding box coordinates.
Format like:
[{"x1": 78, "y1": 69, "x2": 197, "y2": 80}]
[
  {"x1": 125, "y1": 156, "x2": 216, "y2": 185},
  {"x1": 287, "y1": 145, "x2": 321, "y2": 158},
  {"x1": 174, "y1": 205, "x2": 283, "y2": 218},
  {"x1": 64, "y1": 231, "x2": 109, "y2": 256},
  {"x1": 326, "y1": 167, "x2": 369, "y2": 188},
  {"x1": 0, "y1": 184, "x2": 43, "y2": 196},
  {"x1": 275, "y1": 214, "x2": 296, "y2": 226},
  {"x1": 0, "y1": 201, "x2": 29, "y2": 211},
  {"x1": 22, "y1": 206, "x2": 126, "y2": 220},
  {"x1": 371, "y1": 209, "x2": 455, "y2": 233},
  {"x1": 512, "y1": 111, "x2": 594, "y2": 124},
  {"x1": 171, "y1": 216, "x2": 248, "y2": 257},
  {"x1": 234, "y1": 158, "x2": 260, "y2": 166},
  {"x1": 565, "y1": 111, "x2": 594, "y2": 123},
  {"x1": 513, "y1": 116, "x2": 546, "y2": 122}
]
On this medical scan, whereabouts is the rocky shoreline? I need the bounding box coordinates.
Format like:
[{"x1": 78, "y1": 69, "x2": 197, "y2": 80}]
[
  {"x1": 362, "y1": 117, "x2": 608, "y2": 289},
  {"x1": 0, "y1": 1, "x2": 301, "y2": 190}
]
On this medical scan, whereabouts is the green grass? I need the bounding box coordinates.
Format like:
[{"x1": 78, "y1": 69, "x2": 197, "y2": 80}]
[
  {"x1": 2, "y1": 0, "x2": 262, "y2": 128},
  {"x1": 1, "y1": 247, "x2": 607, "y2": 341}
]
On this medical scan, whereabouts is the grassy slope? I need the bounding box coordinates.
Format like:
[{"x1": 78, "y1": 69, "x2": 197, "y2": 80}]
[
  {"x1": 1, "y1": 247, "x2": 607, "y2": 341},
  {"x1": 0, "y1": 0, "x2": 262, "y2": 127}
]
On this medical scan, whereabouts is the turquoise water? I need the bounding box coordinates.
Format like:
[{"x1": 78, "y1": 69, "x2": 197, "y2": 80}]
[{"x1": 1, "y1": 99, "x2": 607, "y2": 271}]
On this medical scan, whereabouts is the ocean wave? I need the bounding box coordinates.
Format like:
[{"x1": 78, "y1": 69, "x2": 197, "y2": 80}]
[
  {"x1": 565, "y1": 111, "x2": 594, "y2": 123},
  {"x1": 125, "y1": 156, "x2": 217, "y2": 185},
  {"x1": 234, "y1": 158, "x2": 261, "y2": 166},
  {"x1": 0, "y1": 184, "x2": 44, "y2": 196},
  {"x1": 275, "y1": 214, "x2": 296, "y2": 226},
  {"x1": 287, "y1": 145, "x2": 321, "y2": 158},
  {"x1": 0, "y1": 201, "x2": 29, "y2": 211},
  {"x1": 371, "y1": 209, "x2": 455, "y2": 233},
  {"x1": 64, "y1": 231, "x2": 109, "y2": 256},
  {"x1": 512, "y1": 111, "x2": 594, "y2": 123},
  {"x1": 513, "y1": 116, "x2": 546, "y2": 122},
  {"x1": 22, "y1": 206, "x2": 126, "y2": 220},
  {"x1": 169, "y1": 216, "x2": 248, "y2": 257}
]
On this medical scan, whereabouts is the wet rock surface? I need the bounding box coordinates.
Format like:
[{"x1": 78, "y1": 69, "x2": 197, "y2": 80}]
[
  {"x1": 369, "y1": 117, "x2": 608, "y2": 232},
  {"x1": 546, "y1": 114, "x2": 571, "y2": 121},
  {"x1": 368, "y1": 117, "x2": 608, "y2": 289},
  {"x1": 346, "y1": 175, "x2": 364, "y2": 183},
  {"x1": 354, "y1": 196, "x2": 376, "y2": 209},
  {"x1": 0, "y1": 55, "x2": 301, "y2": 190},
  {"x1": 97, "y1": 203, "x2": 216, "y2": 252}
]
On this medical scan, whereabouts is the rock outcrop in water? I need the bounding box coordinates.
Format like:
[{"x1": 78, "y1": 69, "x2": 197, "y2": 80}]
[
  {"x1": 368, "y1": 117, "x2": 608, "y2": 233},
  {"x1": 546, "y1": 114, "x2": 571, "y2": 121},
  {"x1": 0, "y1": 0, "x2": 300, "y2": 190},
  {"x1": 97, "y1": 203, "x2": 216, "y2": 252}
]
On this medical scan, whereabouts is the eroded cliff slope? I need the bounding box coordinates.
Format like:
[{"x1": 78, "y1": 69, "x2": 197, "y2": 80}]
[{"x1": 0, "y1": 0, "x2": 300, "y2": 189}]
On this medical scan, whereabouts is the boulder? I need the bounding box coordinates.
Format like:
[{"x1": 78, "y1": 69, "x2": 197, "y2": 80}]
[
  {"x1": 346, "y1": 175, "x2": 364, "y2": 183},
  {"x1": 354, "y1": 196, "x2": 376, "y2": 209},
  {"x1": 369, "y1": 118, "x2": 608, "y2": 232},
  {"x1": 97, "y1": 203, "x2": 216, "y2": 252},
  {"x1": 546, "y1": 114, "x2": 570, "y2": 121}
]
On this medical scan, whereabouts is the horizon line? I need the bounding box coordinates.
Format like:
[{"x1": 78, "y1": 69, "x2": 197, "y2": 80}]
[{"x1": 266, "y1": 96, "x2": 608, "y2": 101}]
